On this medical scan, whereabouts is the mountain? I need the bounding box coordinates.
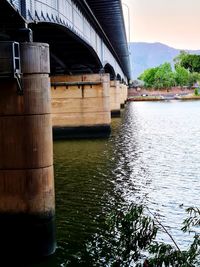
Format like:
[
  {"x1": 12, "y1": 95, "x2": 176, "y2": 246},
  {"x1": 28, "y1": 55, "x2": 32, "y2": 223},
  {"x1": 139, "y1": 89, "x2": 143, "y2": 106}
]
[{"x1": 129, "y1": 42, "x2": 200, "y2": 79}]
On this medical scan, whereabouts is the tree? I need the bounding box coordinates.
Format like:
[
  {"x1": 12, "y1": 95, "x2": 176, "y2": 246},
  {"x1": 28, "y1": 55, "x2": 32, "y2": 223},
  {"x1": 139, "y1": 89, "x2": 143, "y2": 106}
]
[
  {"x1": 174, "y1": 65, "x2": 189, "y2": 86},
  {"x1": 188, "y1": 72, "x2": 200, "y2": 88},
  {"x1": 174, "y1": 50, "x2": 189, "y2": 68},
  {"x1": 139, "y1": 63, "x2": 175, "y2": 89},
  {"x1": 88, "y1": 204, "x2": 200, "y2": 267},
  {"x1": 139, "y1": 52, "x2": 200, "y2": 89},
  {"x1": 138, "y1": 67, "x2": 159, "y2": 88},
  {"x1": 174, "y1": 51, "x2": 200, "y2": 73},
  {"x1": 154, "y1": 63, "x2": 175, "y2": 88}
]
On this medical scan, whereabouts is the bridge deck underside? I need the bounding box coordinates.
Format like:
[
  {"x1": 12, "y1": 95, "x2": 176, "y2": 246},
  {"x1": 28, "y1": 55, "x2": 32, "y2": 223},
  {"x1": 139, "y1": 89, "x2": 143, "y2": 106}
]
[
  {"x1": 1, "y1": 0, "x2": 130, "y2": 80},
  {"x1": 0, "y1": 1, "x2": 25, "y2": 41},
  {"x1": 85, "y1": 0, "x2": 130, "y2": 78},
  {"x1": 30, "y1": 23, "x2": 102, "y2": 75}
]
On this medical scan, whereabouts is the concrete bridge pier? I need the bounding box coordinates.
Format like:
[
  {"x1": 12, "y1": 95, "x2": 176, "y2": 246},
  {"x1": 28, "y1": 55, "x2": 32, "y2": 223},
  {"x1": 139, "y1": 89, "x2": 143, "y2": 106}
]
[
  {"x1": 120, "y1": 83, "x2": 128, "y2": 109},
  {"x1": 110, "y1": 80, "x2": 121, "y2": 117},
  {"x1": 124, "y1": 84, "x2": 128, "y2": 103},
  {"x1": 51, "y1": 73, "x2": 111, "y2": 139},
  {"x1": 0, "y1": 42, "x2": 56, "y2": 259}
]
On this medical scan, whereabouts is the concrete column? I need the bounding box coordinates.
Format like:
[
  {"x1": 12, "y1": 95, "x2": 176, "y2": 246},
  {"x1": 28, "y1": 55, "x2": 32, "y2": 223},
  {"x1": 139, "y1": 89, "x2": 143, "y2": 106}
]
[
  {"x1": 120, "y1": 82, "x2": 125, "y2": 109},
  {"x1": 125, "y1": 84, "x2": 128, "y2": 102},
  {"x1": 51, "y1": 73, "x2": 111, "y2": 139},
  {"x1": 110, "y1": 80, "x2": 121, "y2": 117},
  {"x1": 121, "y1": 83, "x2": 128, "y2": 105},
  {"x1": 0, "y1": 43, "x2": 56, "y2": 259},
  {"x1": 126, "y1": 85, "x2": 128, "y2": 101}
]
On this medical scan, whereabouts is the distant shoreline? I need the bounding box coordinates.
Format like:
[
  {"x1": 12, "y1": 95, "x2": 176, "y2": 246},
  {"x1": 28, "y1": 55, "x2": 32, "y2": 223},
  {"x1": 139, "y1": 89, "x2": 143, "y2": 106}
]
[
  {"x1": 127, "y1": 96, "x2": 200, "y2": 102},
  {"x1": 128, "y1": 87, "x2": 200, "y2": 102}
]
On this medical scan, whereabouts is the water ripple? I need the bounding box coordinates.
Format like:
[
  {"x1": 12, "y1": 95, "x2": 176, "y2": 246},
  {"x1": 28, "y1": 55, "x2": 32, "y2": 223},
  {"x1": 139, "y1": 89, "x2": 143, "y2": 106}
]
[{"x1": 32, "y1": 100, "x2": 200, "y2": 266}]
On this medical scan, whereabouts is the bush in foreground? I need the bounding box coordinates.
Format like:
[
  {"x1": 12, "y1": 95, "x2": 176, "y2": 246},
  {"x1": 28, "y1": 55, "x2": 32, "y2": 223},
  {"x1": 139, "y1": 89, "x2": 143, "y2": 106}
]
[{"x1": 88, "y1": 204, "x2": 200, "y2": 266}]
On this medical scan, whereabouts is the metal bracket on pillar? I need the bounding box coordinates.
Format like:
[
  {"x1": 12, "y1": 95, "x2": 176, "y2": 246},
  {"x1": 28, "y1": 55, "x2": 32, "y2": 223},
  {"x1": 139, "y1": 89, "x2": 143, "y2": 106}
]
[
  {"x1": 14, "y1": 73, "x2": 23, "y2": 96},
  {"x1": 0, "y1": 41, "x2": 23, "y2": 95}
]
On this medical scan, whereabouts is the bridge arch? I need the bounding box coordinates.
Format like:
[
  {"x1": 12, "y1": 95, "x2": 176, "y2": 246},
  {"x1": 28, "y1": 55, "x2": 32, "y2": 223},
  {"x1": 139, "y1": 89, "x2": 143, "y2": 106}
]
[
  {"x1": 4, "y1": 0, "x2": 131, "y2": 81},
  {"x1": 30, "y1": 22, "x2": 103, "y2": 75},
  {"x1": 104, "y1": 63, "x2": 116, "y2": 80},
  {"x1": 116, "y1": 74, "x2": 122, "y2": 82}
]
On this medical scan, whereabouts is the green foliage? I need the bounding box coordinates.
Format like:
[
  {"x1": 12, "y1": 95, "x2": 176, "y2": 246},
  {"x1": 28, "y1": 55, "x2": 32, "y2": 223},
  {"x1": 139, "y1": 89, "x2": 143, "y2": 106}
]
[
  {"x1": 194, "y1": 88, "x2": 199, "y2": 96},
  {"x1": 174, "y1": 50, "x2": 189, "y2": 69},
  {"x1": 182, "y1": 207, "x2": 200, "y2": 232},
  {"x1": 174, "y1": 51, "x2": 200, "y2": 72},
  {"x1": 188, "y1": 72, "x2": 200, "y2": 88},
  {"x1": 138, "y1": 67, "x2": 159, "y2": 88},
  {"x1": 87, "y1": 204, "x2": 200, "y2": 267},
  {"x1": 139, "y1": 51, "x2": 200, "y2": 89},
  {"x1": 181, "y1": 54, "x2": 200, "y2": 73},
  {"x1": 174, "y1": 65, "x2": 190, "y2": 86},
  {"x1": 88, "y1": 204, "x2": 157, "y2": 266},
  {"x1": 138, "y1": 63, "x2": 175, "y2": 89},
  {"x1": 154, "y1": 62, "x2": 175, "y2": 88}
]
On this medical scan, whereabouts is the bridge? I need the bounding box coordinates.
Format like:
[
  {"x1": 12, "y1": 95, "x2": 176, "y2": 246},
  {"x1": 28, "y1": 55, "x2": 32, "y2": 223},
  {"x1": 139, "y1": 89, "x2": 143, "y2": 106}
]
[
  {"x1": 3, "y1": 0, "x2": 130, "y2": 78},
  {"x1": 0, "y1": 0, "x2": 131, "y2": 261}
]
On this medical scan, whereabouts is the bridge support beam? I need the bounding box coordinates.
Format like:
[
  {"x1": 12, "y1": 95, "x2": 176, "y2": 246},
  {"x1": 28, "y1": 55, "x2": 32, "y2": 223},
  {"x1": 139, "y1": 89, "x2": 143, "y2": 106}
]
[
  {"x1": 51, "y1": 74, "x2": 111, "y2": 139},
  {"x1": 110, "y1": 80, "x2": 121, "y2": 117},
  {"x1": 0, "y1": 43, "x2": 55, "y2": 260}
]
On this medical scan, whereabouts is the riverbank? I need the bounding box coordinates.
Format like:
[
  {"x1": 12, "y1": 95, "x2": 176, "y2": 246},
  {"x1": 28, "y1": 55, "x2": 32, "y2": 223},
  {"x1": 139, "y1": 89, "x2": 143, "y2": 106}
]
[
  {"x1": 128, "y1": 87, "x2": 200, "y2": 101},
  {"x1": 128, "y1": 95, "x2": 200, "y2": 101}
]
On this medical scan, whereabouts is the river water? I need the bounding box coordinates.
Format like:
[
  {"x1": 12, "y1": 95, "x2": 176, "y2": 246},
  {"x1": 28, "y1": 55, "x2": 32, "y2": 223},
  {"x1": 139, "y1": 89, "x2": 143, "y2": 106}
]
[{"x1": 33, "y1": 100, "x2": 200, "y2": 267}]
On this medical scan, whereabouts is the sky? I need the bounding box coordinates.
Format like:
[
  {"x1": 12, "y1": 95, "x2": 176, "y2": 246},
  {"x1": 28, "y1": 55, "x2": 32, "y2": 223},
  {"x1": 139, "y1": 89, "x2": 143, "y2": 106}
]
[{"x1": 122, "y1": 0, "x2": 200, "y2": 50}]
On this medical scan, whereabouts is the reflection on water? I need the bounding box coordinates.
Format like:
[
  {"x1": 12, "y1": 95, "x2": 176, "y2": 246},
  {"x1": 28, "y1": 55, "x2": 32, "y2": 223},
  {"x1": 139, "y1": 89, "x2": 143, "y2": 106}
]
[{"x1": 32, "y1": 101, "x2": 200, "y2": 266}]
